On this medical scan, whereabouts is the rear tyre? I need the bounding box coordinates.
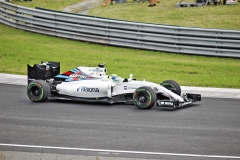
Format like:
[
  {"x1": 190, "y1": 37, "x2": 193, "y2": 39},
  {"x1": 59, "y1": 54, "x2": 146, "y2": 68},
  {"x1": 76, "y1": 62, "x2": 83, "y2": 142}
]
[
  {"x1": 27, "y1": 80, "x2": 51, "y2": 102},
  {"x1": 133, "y1": 86, "x2": 156, "y2": 109},
  {"x1": 160, "y1": 80, "x2": 181, "y2": 96}
]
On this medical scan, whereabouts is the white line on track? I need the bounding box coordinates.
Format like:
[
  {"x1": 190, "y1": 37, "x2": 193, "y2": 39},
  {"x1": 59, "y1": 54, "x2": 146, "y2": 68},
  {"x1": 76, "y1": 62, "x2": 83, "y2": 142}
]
[{"x1": 0, "y1": 143, "x2": 240, "y2": 159}]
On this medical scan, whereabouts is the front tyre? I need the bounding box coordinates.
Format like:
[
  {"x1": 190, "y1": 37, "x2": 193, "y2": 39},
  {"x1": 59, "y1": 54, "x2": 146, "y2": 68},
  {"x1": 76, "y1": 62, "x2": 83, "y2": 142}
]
[
  {"x1": 27, "y1": 80, "x2": 51, "y2": 102},
  {"x1": 160, "y1": 80, "x2": 181, "y2": 96},
  {"x1": 133, "y1": 86, "x2": 156, "y2": 109}
]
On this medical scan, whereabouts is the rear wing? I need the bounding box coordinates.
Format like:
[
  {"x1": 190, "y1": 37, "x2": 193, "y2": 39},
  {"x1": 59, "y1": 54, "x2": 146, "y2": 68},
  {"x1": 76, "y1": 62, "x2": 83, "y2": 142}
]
[{"x1": 27, "y1": 61, "x2": 60, "y2": 83}]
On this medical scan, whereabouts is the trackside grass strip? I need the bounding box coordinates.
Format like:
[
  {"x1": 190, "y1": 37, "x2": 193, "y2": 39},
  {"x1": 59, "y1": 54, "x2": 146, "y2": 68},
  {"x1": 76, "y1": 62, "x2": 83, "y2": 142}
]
[{"x1": 0, "y1": 24, "x2": 240, "y2": 88}]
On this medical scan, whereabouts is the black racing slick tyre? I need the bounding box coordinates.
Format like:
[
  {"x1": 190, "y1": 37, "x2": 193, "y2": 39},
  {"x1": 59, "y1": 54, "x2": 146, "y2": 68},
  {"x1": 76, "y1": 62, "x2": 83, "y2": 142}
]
[
  {"x1": 27, "y1": 80, "x2": 51, "y2": 102},
  {"x1": 133, "y1": 86, "x2": 156, "y2": 109},
  {"x1": 160, "y1": 80, "x2": 181, "y2": 96}
]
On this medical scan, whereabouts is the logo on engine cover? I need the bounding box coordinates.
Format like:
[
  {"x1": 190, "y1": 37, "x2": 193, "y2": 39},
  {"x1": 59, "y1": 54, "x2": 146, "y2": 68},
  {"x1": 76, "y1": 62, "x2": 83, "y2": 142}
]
[
  {"x1": 77, "y1": 86, "x2": 99, "y2": 92},
  {"x1": 70, "y1": 74, "x2": 87, "y2": 79}
]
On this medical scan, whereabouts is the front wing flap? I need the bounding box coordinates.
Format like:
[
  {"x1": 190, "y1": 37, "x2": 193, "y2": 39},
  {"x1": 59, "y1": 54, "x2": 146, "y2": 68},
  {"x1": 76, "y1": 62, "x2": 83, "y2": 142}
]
[{"x1": 156, "y1": 93, "x2": 201, "y2": 109}]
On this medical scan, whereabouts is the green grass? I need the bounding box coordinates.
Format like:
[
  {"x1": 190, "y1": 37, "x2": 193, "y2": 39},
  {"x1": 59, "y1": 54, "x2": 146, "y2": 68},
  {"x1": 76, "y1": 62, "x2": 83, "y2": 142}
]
[
  {"x1": 11, "y1": 0, "x2": 240, "y2": 30},
  {"x1": 11, "y1": 0, "x2": 84, "y2": 11},
  {"x1": 1, "y1": 0, "x2": 240, "y2": 88},
  {"x1": 89, "y1": 0, "x2": 240, "y2": 30},
  {"x1": 1, "y1": 23, "x2": 240, "y2": 88}
]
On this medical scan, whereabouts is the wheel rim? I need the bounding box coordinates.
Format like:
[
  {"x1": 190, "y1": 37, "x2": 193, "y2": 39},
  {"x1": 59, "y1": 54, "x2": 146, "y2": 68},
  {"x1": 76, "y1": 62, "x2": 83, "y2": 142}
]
[
  {"x1": 30, "y1": 86, "x2": 41, "y2": 98},
  {"x1": 138, "y1": 93, "x2": 148, "y2": 105}
]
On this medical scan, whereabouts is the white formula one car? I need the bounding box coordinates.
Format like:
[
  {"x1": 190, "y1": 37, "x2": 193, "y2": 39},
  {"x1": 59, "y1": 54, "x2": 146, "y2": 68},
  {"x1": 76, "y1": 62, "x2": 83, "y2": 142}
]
[{"x1": 27, "y1": 62, "x2": 201, "y2": 109}]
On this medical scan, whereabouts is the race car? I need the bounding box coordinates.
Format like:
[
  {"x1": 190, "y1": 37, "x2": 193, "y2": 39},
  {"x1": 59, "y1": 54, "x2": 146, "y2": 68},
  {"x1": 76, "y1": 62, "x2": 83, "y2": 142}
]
[{"x1": 27, "y1": 61, "x2": 201, "y2": 109}]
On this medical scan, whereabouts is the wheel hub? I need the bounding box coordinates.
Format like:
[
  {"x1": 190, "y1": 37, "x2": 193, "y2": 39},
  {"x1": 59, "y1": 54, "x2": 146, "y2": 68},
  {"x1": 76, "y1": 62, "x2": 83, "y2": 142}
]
[
  {"x1": 139, "y1": 94, "x2": 147, "y2": 103},
  {"x1": 31, "y1": 87, "x2": 40, "y2": 97}
]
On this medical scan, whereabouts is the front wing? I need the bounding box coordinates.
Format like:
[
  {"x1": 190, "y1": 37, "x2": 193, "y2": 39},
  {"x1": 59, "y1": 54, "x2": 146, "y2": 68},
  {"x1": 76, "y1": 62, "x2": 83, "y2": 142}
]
[{"x1": 156, "y1": 93, "x2": 201, "y2": 109}]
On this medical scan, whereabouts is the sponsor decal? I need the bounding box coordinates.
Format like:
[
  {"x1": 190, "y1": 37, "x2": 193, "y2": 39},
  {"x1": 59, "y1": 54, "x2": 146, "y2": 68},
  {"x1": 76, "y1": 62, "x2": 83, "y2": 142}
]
[
  {"x1": 77, "y1": 86, "x2": 99, "y2": 92},
  {"x1": 124, "y1": 86, "x2": 138, "y2": 90},
  {"x1": 160, "y1": 102, "x2": 174, "y2": 106},
  {"x1": 153, "y1": 87, "x2": 158, "y2": 92},
  {"x1": 89, "y1": 69, "x2": 105, "y2": 72},
  {"x1": 69, "y1": 74, "x2": 87, "y2": 79},
  {"x1": 128, "y1": 87, "x2": 138, "y2": 90}
]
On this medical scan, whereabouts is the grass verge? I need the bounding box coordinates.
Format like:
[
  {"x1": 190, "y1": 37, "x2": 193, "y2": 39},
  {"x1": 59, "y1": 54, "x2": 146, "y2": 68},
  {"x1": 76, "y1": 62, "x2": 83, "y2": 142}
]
[
  {"x1": 0, "y1": 23, "x2": 240, "y2": 88},
  {"x1": 11, "y1": 0, "x2": 84, "y2": 11},
  {"x1": 90, "y1": 0, "x2": 240, "y2": 30}
]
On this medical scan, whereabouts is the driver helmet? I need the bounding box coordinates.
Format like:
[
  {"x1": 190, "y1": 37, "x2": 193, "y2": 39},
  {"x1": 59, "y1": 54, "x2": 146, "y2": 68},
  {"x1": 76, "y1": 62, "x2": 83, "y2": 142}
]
[{"x1": 110, "y1": 74, "x2": 119, "y2": 82}]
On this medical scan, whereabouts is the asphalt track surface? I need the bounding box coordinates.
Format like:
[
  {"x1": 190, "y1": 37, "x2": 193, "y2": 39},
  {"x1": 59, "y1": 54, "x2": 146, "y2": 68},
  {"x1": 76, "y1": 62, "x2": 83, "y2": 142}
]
[{"x1": 0, "y1": 83, "x2": 240, "y2": 160}]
